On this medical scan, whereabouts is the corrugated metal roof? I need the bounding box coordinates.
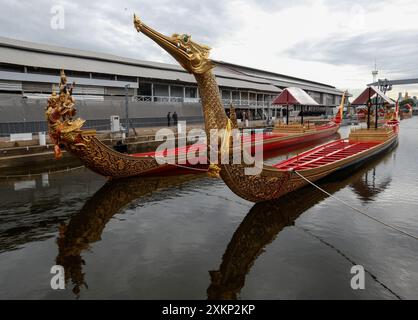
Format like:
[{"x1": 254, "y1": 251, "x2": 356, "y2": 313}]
[
  {"x1": 215, "y1": 60, "x2": 345, "y2": 95},
  {"x1": 0, "y1": 36, "x2": 183, "y2": 72},
  {"x1": 217, "y1": 77, "x2": 280, "y2": 92},
  {"x1": 0, "y1": 36, "x2": 339, "y2": 95},
  {"x1": 0, "y1": 71, "x2": 139, "y2": 88}
]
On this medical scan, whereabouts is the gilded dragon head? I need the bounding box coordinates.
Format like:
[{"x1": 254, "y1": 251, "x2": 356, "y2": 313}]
[{"x1": 133, "y1": 14, "x2": 214, "y2": 74}]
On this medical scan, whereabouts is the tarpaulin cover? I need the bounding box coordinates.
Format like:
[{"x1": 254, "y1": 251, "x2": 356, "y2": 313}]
[{"x1": 272, "y1": 87, "x2": 319, "y2": 106}]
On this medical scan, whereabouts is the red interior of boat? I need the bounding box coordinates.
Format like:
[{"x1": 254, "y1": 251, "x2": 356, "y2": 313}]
[
  {"x1": 274, "y1": 139, "x2": 380, "y2": 171},
  {"x1": 131, "y1": 143, "x2": 206, "y2": 158},
  {"x1": 131, "y1": 122, "x2": 338, "y2": 158}
]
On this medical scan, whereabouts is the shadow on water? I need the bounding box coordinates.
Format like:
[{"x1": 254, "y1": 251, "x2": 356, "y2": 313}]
[
  {"x1": 207, "y1": 145, "x2": 396, "y2": 300},
  {"x1": 55, "y1": 173, "x2": 206, "y2": 297}
]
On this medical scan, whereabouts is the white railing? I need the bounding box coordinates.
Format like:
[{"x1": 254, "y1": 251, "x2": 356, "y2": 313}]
[
  {"x1": 134, "y1": 95, "x2": 201, "y2": 103},
  {"x1": 135, "y1": 95, "x2": 153, "y2": 102},
  {"x1": 221, "y1": 99, "x2": 271, "y2": 107},
  {"x1": 133, "y1": 95, "x2": 272, "y2": 107}
]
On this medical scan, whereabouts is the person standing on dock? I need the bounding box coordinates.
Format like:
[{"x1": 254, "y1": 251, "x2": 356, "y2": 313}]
[
  {"x1": 173, "y1": 111, "x2": 178, "y2": 126},
  {"x1": 167, "y1": 112, "x2": 171, "y2": 127}
]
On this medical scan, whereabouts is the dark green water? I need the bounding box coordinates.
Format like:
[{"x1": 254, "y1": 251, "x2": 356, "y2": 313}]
[{"x1": 0, "y1": 118, "x2": 417, "y2": 299}]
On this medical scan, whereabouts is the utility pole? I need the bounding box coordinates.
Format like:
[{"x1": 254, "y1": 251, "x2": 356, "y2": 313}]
[{"x1": 125, "y1": 84, "x2": 130, "y2": 137}]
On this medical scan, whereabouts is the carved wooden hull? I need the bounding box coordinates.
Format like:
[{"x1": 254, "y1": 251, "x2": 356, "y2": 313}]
[
  {"x1": 220, "y1": 129, "x2": 398, "y2": 203},
  {"x1": 63, "y1": 134, "x2": 164, "y2": 178}
]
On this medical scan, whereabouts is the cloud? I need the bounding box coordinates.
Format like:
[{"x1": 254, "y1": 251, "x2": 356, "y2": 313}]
[
  {"x1": 0, "y1": 0, "x2": 418, "y2": 94},
  {"x1": 286, "y1": 30, "x2": 418, "y2": 79},
  {"x1": 0, "y1": 0, "x2": 233, "y2": 64}
]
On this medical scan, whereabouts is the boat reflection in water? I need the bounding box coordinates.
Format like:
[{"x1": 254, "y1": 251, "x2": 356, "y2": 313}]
[
  {"x1": 55, "y1": 172, "x2": 206, "y2": 297},
  {"x1": 350, "y1": 168, "x2": 392, "y2": 203},
  {"x1": 207, "y1": 152, "x2": 394, "y2": 300},
  {"x1": 53, "y1": 136, "x2": 341, "y2": 298},
  {"x1": 54, "y1": 143, "x2": 394, "y2": 299}
]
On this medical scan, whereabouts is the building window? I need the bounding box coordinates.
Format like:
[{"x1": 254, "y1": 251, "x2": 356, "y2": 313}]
[
  {"x1": 91, "y1": 73, "x2": 114, "y2": 80},
  {"x1": 170, "y1": 85, "x2": 183, "y2": 98},
  {"x1": 22, "y1": 82, "x2": 53, "y2": 94},
  {"x1": 65, "y1": 70, "x2": 90, "y2": 78},
  {"x1": 26, "y1": 66, "x2": 59, "y2": 76},
  {"x1": 241, "y1": 91, "x2": 249, "y2": 102},
  {"x1": 138, "y1": 82, "x2": 152, "y2": 96},
  {"x1": 309, "y1": 91, "x2": 321, "y2": 104},
  {"x1": 325, "y1": 94, "x2": 334, "y2": 106},
  {"x1": 221, "y1": 89, "x2": 231, "y2": 100},
  {"x1": 335, "y1": 96, "x2": 341, "y2": 105},
  {"x1": 0, "y1": 63, "x2": 25, "y2": 73},
  {"x1": 154, "y1": 84, "x2": 169, "y2": 97},
  {"x1": 185, "y1": 87, "x2": 197, "y2": 98},
  {"x1": 117, "y1": 75, "x2": 137, "y2": 82}
]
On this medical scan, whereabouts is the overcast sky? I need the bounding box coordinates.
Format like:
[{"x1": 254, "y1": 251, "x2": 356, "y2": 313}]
[{"x1": 1, "y1": 0, "x2": 418, "y2": 97}]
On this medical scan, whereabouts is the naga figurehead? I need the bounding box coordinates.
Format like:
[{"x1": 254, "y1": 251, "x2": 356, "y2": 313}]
[{"x1": 133, "y1": 14, "x2": 214, "y2": 74}]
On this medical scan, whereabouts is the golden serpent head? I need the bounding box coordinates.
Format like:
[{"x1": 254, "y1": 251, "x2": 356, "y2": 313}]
[{"x1": 133, "y1": 14, "x2": 214, "y2": 74}]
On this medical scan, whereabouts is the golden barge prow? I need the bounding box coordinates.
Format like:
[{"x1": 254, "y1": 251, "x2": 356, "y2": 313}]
[{"x1": 134, "y1": 14, "x2": 399, "y2": 202}]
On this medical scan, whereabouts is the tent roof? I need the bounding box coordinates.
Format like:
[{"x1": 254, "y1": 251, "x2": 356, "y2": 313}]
[
  {"x1": 272, "y1": 87, "x2": 319, "y2": 106},
  {"x1": 351, "y1": 86, "x2": 395, "y2": 105}
]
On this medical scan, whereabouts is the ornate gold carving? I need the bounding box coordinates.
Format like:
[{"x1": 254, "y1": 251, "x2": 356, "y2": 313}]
[
  {"x1": 46, "y1": 70, "x2": 167, "y2": 178},
  {"x1": 134, "y1": 14, "x2": 214, "y2": 74},
  {"x1": 46, "y1": 70, "x2": 86, "y2": 159},
  {"x1": 228, "y1": 104, "x2": 238, "y2": 129},
  {"x1": 134, "y1": 16, "x2": 305, "y2": 202}
]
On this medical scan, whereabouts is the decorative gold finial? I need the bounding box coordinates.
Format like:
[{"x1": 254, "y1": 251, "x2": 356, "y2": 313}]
[
  {"x1": 133, "y1": 14, "x2": 214, "y2": 74},
  {"x1": 46, "y1": 70, "x2": 86, "y2": 159},
  {"x1": 133, "y1": 14, "x2": 142, "y2": 32}
]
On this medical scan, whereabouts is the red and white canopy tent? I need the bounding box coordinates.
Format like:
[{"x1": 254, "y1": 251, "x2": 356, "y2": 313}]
[
  {"x1": 272, "y1": 87, "x2": 319, "y2": 125},
  {"x1": 351, "y1": 86, "x2": 395, "y2": 129}
]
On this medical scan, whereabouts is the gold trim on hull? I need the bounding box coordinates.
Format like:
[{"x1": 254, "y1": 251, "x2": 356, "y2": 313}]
[{"x1": 64, "y1": 136, "x2": 161, "y2": 178}]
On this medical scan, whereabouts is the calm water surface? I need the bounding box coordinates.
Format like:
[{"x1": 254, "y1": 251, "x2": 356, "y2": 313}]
[{"x1": 1, "y1": 118, "x2": 418, "y2": 299}]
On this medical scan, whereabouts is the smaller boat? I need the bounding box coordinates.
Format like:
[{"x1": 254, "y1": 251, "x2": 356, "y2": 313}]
[
  {"x1": 261, "y1": 87, "x2": 345, "y2": 151},
  {"x1": 220, "y1": 118, "x2": 398, "y2": 203}
]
